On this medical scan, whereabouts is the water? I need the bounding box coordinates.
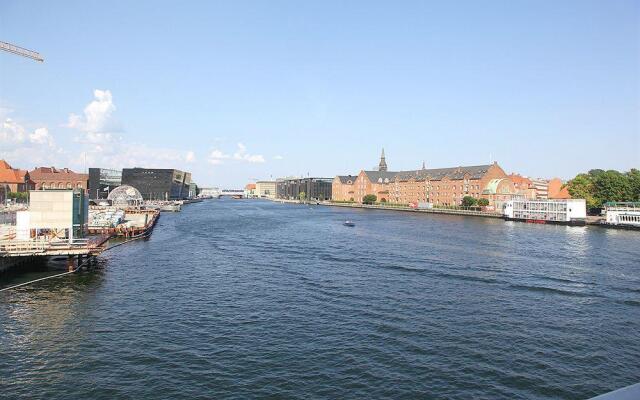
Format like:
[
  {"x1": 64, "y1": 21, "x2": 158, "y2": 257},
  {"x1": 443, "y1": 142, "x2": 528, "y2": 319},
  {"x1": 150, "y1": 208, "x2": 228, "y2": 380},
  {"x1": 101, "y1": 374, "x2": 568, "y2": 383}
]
[{"x1": 1, "y1": 199, "x2": 639, "y2": 399}]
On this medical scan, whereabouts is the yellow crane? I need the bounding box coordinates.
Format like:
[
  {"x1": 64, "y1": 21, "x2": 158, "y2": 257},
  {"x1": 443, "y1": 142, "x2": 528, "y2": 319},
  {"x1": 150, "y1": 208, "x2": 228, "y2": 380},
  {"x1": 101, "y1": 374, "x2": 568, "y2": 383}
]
[{"x1": 0, "y1": 40, "x2": 43, "y2": 62}]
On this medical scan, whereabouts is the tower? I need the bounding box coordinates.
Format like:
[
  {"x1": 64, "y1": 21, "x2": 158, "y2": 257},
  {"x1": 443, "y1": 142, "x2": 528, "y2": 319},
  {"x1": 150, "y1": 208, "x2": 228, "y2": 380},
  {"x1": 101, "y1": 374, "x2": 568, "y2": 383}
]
[{"x1": 378, "y1": 148, "x2": 388, "y2": 172}]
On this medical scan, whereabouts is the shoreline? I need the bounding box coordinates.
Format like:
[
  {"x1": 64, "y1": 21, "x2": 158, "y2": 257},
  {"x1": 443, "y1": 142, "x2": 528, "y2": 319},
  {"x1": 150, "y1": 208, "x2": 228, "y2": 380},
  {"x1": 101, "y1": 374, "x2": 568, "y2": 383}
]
[{"x1": 266, "y1": 198, "x2": 639, "y2": 231}]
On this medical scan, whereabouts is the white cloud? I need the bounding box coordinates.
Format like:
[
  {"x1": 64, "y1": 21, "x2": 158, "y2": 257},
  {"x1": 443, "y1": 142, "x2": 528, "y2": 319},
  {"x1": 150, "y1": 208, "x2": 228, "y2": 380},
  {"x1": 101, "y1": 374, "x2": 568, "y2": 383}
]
[
  {"x1": 0, "y1": 118, "x2": 26, "y2": 146},
  {"x1": 273, "y1": 155, "x2": 284, "y2": 160},
  {"x1": 208, "y1": 149, "x2": 230, "y2": 165},
  {"x1": 185, "y1": 150, "x2": 196, "y2": 163},
  {"x1": 66, "y1": 89, "x2": 121, "y2": 144},
  {"x1": 233, "y1": 142, "x2": 265, "y2": 163},
  {"x1": 0, "y1": 115, "x2": 61, "y2": 167},
  {"x1": 29, "y1": 127, "x2": 55, "y2": 147},
  {"x1": 1, "y1": 112, "x2": 57, "y2": 150}
]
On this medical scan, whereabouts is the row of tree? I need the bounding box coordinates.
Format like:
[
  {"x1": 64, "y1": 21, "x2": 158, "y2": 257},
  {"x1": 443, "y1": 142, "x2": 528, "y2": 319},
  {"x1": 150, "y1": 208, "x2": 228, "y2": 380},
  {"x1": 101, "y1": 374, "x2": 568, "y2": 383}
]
[
  {"x1": 565, "y1": 169, "x2": 640, "y2": 210},
  {"x1": 461, "y1": 196, "x2": 489, "y2": 207}
]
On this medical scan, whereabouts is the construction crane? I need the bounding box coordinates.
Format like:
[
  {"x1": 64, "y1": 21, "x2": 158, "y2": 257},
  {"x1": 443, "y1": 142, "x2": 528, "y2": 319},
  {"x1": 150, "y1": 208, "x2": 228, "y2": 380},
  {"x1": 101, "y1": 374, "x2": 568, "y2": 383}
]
[{"x1": 0, "y1": 40, "x2": 44, "y2": 62}]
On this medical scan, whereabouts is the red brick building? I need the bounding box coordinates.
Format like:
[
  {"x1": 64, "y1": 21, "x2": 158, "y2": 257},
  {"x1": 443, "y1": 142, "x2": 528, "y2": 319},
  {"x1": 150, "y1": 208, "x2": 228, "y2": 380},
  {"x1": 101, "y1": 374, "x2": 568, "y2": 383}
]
[
  {"x1": 332, "y1": 150, "x2": 517, "y2": 207},
  {"x1": 0, "y1": 160, "x2": 35, "y2": 202},
  {"x1": 28, "y1": 166, "x2": 88, "y2": 191},
  {"x1": 331, "y1": 175, "x2": 357, "y2": 202}
]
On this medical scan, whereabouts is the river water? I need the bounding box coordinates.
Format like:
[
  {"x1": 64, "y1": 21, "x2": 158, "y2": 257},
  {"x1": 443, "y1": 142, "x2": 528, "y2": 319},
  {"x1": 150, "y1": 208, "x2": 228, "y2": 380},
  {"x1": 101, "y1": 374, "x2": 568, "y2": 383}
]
[{"x1": 1, "y1": 199, "x2": 639, "y2": 399}]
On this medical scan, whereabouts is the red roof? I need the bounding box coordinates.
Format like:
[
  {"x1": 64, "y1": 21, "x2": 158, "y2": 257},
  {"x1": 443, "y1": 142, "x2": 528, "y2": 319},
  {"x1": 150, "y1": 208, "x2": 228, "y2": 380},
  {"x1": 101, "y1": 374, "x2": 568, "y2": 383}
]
[
  {"x1": 0, "y1": 160, "x2": 30, "y2": 184},
  {"x1": 29, "y1": 166, "x2": 87, "y2": 181}
]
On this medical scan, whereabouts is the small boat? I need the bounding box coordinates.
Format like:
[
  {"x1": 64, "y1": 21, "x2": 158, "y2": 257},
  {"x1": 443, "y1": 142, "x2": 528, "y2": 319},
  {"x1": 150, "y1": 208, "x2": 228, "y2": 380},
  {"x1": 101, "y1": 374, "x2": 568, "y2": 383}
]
[{"x1": 343, "y1": 220, "x2": 355, "y2": 227}]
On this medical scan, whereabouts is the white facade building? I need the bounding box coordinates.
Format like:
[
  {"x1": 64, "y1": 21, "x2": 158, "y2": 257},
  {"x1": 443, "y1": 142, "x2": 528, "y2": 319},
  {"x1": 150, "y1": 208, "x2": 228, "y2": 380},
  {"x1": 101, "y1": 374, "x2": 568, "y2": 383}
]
[
  {"x1": 16, "y1": 189, "x2": 88, "y2": 241},
  {"x1": 503, "y1": 199, "x2": 586, "y2": 224},
  {"x1": 255, "y1": 181, "x2": 276, "y2": 198}
]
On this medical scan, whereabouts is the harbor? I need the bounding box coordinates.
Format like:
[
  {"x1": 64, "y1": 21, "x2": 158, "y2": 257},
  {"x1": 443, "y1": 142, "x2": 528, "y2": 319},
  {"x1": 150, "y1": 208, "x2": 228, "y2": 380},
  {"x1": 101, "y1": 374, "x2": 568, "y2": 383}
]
[{"x1": 2, "y1": 198, "x2": 639, "y2": 399}]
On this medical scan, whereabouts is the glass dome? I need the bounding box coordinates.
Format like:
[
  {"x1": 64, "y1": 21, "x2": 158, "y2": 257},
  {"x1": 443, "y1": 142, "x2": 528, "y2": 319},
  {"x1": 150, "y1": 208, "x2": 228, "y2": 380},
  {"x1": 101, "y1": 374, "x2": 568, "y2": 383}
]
[{"x1": 107, "y1": 185, "x2": 143, "y2": 206}]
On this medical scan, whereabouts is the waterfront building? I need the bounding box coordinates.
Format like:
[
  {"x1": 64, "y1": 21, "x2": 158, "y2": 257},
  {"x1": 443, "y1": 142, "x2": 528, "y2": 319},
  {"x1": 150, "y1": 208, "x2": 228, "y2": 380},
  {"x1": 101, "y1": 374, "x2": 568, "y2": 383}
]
[
  {"x1": 88, "y1": 168, "x2": 122, "y2": 200},
  {"x1": 121, "y1": 168, "x2": 191, "y2": 200},
  {"x1": 245, "y1": 183, "x2": 257, "y2": 198},
  {"x1": 29, "y1": 166, "x2": 88, "y2": 192},
  {"x1": 333, "y1": 151, "x2": 516, "y2": 206},
  {"x1": 503, "y1": 199, "x2": 586, "y2": 225},
  {"x1": 530, "y1": 178, "x2": 549, "y2": 200},
  {"x1": 603, "y1": 202, "x2": 640, "y2": 227},
  {"x1": 255, "y1": 181, "x2": 277, "y2": 198},
  {"x1": 508, "y1": 174, "x2": 536, "y2": 200},
  {"x1": 16, "y1": 189, "x2": 88, "y2": 241},
  {"x1": 0, "y1": 160, "x2": 35, "y2": 203},
  {"x1": 276, "y1": 177, "x2": 333, "y2": 201},
  {"x1": 331, "y1": 175, "x2": 356, "y2": 202},
  {"x1": 188, "y1": 182, "x2": 198, "y2": 199}
]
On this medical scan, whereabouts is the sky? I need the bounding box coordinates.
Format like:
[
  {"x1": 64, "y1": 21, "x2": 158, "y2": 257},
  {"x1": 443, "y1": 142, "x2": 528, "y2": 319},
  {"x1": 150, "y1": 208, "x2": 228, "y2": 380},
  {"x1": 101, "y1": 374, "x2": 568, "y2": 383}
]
[{"x1": 1, "y1": 1, "x2": 638, "y2": 187}]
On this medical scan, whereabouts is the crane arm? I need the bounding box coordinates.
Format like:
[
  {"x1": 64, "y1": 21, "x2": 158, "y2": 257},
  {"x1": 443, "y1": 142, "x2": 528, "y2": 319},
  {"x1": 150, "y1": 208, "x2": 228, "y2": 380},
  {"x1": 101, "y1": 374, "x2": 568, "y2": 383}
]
[{"x1": 0, "y1": 41, "x2": 44, "y2": 62}]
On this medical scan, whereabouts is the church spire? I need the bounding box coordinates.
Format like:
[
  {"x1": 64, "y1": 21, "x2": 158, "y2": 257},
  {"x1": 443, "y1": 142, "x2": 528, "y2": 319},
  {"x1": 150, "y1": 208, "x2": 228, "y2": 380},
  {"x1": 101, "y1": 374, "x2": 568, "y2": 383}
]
[{"x1": 378, "y1": 148, "x2": 388, "y2": 171}]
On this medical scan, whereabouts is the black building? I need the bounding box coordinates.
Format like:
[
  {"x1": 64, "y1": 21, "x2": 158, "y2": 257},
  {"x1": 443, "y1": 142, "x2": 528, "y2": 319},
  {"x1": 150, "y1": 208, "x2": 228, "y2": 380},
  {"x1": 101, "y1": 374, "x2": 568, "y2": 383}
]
[
  {"x1": 121, "y1": 168, "x2": 192, "y2": 200},
  {"x1": 88, "y1": 168, "x2": 122, "y2": 199},
  {"x1": 276, "y1": 177, "x2": 333, "y2": 201}
]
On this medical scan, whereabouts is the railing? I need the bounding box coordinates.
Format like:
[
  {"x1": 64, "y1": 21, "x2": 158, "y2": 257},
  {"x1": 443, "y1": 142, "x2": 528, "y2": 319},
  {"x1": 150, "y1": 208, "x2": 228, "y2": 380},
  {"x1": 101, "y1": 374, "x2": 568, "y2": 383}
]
[
  {"x1": 0, "y1": 235, "x2": 111, "y2": 256},
  {"x1": 0, "y1": 238, "x2": 49, "y2": 254}
]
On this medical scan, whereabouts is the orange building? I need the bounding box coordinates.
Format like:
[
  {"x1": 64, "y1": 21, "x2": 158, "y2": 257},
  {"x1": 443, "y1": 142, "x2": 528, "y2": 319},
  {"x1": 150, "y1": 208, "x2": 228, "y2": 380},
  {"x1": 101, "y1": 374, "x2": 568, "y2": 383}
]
[
  {"x1": 547, "y1": 178, "x2": 571, "y2": 199},
  {"x1": 508, "y1": 173, "x2": 536, "y2": 200},
  {"x1": 29, "y1": 166, "x2": 88, "y2": 191},
  {"x1": 333, "y1": 150, "x2": 517, "y2": 207},
  {"x1": 0, "y1": 160, "x2": 35, "y2": 203}
]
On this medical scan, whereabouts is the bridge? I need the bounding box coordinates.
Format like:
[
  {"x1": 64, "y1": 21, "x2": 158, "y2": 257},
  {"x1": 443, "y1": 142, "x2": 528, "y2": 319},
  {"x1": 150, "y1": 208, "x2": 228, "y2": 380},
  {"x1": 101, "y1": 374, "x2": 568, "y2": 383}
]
[{"x1": 219, "y1": 189, "x2": 245, "y2": 198}]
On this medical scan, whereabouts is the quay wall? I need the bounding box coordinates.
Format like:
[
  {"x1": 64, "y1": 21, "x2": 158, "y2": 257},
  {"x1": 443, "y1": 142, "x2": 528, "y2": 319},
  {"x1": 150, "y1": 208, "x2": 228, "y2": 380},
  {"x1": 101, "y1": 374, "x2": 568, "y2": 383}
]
[{"x1": 319, "y1": 202, "x2": 504, "y2": 219}]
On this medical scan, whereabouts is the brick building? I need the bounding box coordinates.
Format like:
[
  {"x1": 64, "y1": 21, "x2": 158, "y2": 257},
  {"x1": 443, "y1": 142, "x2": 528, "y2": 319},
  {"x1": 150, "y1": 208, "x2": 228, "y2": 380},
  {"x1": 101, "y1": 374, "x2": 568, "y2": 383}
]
[
  {"x1": 331, "y1": 175, "x2": 357, "y2": 202},
  {"x1": 332, "y1": 150, "x2": 517, "y2": 207},
  {"x1": 0, "y1": 160, "x2": 35, "y2": 203},
  {"x1": 29, "y1": 166, "x2": 89, "y2": 192}
]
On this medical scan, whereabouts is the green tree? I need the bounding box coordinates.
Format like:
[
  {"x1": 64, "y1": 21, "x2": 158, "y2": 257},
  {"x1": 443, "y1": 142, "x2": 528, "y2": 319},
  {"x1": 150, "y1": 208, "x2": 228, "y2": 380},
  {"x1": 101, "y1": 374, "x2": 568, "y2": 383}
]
[
  {"x1": 593, "y1": 170, "x2": 632, "y2": 204},
  {"x1": 298, "y1": 192, "x2": 306, "y2": 201},
  {"x1": 477, "y1": 198, "x2": 489, "y2": 207},
  {"x1": 461, "y1": 196, "x2": 477, "y2": 207},
  {"x1": 8, "y1": 192, "x2": 28, "y2": 201},
  {"x1": 626, "y1": 169, "x2": 640, "y2": 201},
  {"x1": 362, "y1": 194, "x2": 377, "y2": 204},
  {"x1": 566, "y1": 173, "x2": 598, "y2": 209}
]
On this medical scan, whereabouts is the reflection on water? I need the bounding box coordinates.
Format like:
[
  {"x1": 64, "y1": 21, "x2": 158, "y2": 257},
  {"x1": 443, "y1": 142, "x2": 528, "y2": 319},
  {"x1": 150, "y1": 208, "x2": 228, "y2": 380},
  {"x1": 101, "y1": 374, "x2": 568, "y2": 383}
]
[{"x1": 1, "y1": 200, "x2": 639, "y2": 399}]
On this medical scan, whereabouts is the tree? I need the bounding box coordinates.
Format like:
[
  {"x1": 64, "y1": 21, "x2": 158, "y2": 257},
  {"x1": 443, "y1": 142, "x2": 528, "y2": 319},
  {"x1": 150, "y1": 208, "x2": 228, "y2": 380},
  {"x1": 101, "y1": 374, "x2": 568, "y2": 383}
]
[
  {"x1": 362, "y1": 194, "x2": 377, "y2": 204},
  {"x1": 566, "y1": 173, "x2": 598, "y2": 209},
  {"x1": 8, "y1": 192, "x2": 28, "y2": 201},
  {"x1": 461, "y1": 196, "x2": 477, "y2": 207},
  {"x1": 628, "y1": 169, "x2": 640, "y2": 201},
  {"x1": 477, "y1": 198, "x2": 489, "y2": 207},
  {"x1": 593, "y1": 170, "x2": 632, "y2": 204},
  {"x1": 298, "y1": 192, "x2": 306, "y2": 201}
]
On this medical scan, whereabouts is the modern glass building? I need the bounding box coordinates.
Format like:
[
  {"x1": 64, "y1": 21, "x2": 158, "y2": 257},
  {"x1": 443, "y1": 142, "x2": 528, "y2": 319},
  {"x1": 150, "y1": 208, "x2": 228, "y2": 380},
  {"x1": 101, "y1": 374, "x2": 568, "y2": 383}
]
[
  {"x1": 121, "y1": 168, "x2": 191, "y2": 200},
  {"x1": 88, "y1": 168, "x2": 122, "y2": 199},
  {"x1": 276, "y1": 178, "x2": 333, "y2": 201}
]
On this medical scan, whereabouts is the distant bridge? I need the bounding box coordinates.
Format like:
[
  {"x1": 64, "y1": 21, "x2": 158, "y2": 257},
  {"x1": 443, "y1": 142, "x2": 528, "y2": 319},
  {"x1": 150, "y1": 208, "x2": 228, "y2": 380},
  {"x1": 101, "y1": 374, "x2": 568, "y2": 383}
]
[{"x1": 219, "y1": 189, "x2": 245, "y2": 198}]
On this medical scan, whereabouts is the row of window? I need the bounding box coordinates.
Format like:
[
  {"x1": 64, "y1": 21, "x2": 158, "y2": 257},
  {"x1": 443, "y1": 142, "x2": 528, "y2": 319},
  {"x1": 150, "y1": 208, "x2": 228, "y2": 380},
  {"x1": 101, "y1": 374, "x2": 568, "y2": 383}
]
[{"x1": 41, "y1": 182, "x2": 84, "y2": 189}]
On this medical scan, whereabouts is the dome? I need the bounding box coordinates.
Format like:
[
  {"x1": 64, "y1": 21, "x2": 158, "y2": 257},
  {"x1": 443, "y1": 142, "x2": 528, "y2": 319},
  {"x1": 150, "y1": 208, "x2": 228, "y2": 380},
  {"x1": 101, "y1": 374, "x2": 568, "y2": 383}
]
[{"x1": 107, "y1": 185, "x2": 143, "y2": 206}]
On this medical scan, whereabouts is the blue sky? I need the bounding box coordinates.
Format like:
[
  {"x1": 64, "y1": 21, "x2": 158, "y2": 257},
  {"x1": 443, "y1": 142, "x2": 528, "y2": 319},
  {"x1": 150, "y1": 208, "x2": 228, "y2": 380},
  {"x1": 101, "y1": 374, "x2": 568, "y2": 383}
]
[{"x1": 1, "y1": 1, "x2": 638, "y2": 187}]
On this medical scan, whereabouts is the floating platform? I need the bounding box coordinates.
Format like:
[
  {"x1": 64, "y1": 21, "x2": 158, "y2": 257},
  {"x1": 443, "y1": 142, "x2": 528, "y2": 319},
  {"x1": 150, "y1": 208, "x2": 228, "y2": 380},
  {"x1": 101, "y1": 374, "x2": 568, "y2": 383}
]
[{"x1": 88, "y1": 209, "x2": 160, "y2": 238}]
